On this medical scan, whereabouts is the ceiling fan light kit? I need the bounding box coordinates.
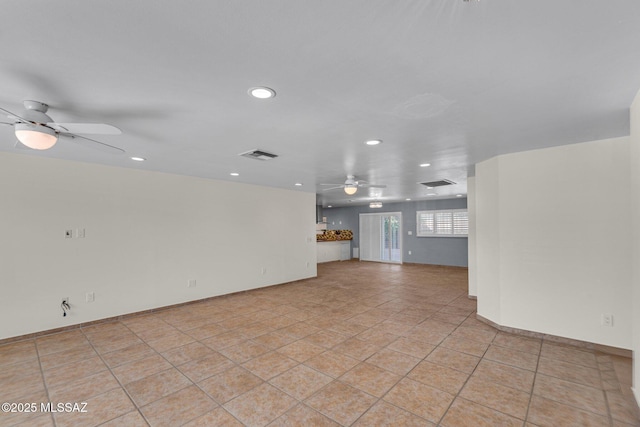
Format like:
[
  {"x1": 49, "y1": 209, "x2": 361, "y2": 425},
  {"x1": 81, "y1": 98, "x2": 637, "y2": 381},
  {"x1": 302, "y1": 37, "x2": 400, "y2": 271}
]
[
  {"x1": 344, "y1": 185, "x2": 358, "y2": 195},
  {"x1": 15, "y1": 122, "x2": 58, "y2": 150},
  {"x1": 2, "y1": 100, "x2": 124, "y2": 154}
]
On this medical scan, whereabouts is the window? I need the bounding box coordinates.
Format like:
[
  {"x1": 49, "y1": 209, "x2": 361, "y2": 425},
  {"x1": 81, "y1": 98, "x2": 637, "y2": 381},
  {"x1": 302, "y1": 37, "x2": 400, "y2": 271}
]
[{"x1": 416, "y1": 209, "x2": 468, "y2": 237}]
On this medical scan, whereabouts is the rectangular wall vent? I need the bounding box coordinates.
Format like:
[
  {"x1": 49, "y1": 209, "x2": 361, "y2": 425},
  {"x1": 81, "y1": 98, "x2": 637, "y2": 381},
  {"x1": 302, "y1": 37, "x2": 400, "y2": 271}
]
[
  {"x1": 420, "y1": 179, "x2": 456, "y2": 187},
  {"x1": 239, "y1": 149, "x2": 278, "y2": 160}
]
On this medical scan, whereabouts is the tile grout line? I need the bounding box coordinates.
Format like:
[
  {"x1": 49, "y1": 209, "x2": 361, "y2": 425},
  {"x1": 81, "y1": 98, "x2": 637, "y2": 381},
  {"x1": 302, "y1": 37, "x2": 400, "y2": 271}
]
[
  {"x1": 522, "y1": 333, "x2": 543, "y2": 426},
  {"x1": 33, "y1": 338, "x2": 57, "y2": 427}
]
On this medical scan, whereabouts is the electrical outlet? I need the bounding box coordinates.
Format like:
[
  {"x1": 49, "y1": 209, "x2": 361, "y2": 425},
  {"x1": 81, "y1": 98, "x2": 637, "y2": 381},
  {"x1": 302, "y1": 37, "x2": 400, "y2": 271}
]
[
  {"x1": 261, "y1": 267, "x2": 267, "y2": 275},
  {"x1": 601, "y1": 314, "x2": 614, "y2": 327},
  {"x1": 408, "y1": 250, "x2": 412, "y2": 255},
  {"x1": 86, "y1": 292, "x2": 95, "y2": 303},
  {"x1": 77, "y1": 228, "x2": 86, "y2": 238},
  {"x1": 65, "y1": 230, "x2": 73, "y2": 238},
  {"x1": 188, "y1": 279, "x2": 196, "y2": 288}
]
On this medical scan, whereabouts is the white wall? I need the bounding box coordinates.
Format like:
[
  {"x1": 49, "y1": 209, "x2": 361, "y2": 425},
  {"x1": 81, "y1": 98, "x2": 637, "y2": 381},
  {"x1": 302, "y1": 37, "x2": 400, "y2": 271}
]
[
  {"x1": 630, "y1": 92, "x2": 640, "y2": 403},
  {"x1": 475, "y1": 137, "x2": 632, "y2": 349},
  {"x1": 467, "y1": 176, "x2": 477, "y2": 297},
  {"x1": 0, "y1": 152, "x2": 318, "y2": 340}
]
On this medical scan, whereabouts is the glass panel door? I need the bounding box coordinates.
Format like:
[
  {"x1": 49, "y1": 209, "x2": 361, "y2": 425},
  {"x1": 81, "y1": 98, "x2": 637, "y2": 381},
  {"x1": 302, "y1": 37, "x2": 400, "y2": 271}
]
[{"x1": 359, "y1": 212, "x2": 402, "y2": 264}]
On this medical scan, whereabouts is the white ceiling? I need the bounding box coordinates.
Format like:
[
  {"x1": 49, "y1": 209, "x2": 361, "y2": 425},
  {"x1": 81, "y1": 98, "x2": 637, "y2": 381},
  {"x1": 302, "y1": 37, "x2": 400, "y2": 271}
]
[{"x1": 2, "y1": 1, "x2": 639, "y2": 207}]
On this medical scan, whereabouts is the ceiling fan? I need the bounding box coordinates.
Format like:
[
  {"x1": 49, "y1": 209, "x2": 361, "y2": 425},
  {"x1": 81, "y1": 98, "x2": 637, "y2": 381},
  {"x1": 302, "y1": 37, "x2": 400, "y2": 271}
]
[
  {"x1": 320, "y1": 175, "x2": 387, "y2": 195},
  {"x1": 0, "y1": 100, "x2": 124, "y2": 154}
]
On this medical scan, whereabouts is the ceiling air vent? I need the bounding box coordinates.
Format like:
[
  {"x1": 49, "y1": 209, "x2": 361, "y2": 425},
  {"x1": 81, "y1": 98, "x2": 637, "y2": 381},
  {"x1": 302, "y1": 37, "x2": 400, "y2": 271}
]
[
  {"x1": 420, "y1": 179, "x2": 456, "y2": 187},
  {"x1": 239, "y1": 149, "x2": 278, "y2": 161}
]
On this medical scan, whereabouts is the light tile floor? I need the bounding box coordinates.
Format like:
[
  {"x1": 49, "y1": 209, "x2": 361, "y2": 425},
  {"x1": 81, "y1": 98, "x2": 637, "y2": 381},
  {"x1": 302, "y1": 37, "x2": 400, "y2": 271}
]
[{"x1": 1, "y1": 261, "x2": 639, "y2": 426}]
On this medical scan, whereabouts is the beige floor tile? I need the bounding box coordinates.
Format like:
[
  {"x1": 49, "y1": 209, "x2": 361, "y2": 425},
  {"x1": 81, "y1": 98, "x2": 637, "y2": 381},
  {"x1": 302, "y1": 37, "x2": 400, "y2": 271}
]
[
  {"x1": 472, "y1": 359, "x2": 535, "y2": 392},
  {"x1": 201, "y1": 330, "x2": 247, "y2": 350},
  {"x1": 184, "y1": 322, "x2": 228, "y2": 340},
  {"x1": 48, "y1": 370, "x2": 120, "y2": 403},
  {"x1": 161, "y1": 341, "x2": 216, "y2": 366},
  {"x1": 459, "y1": 376, "x2": 530, "y2": 419},
  {"x1": 251, "y1": 331, "x2": 297, "y2": 350},
  {"x1": 88, "y1": 332, "x2": 143, "y2": 354},
  {"x1": 53, "y1": 388, "x2": 135, "y2": 427},
  {"x1": 493, "y1": 331, "x2": 542, "y2": 354},
  {"x1": 178, "y1": 352, "x2": 235, "y2": 383},
  {"x1": 0, "y1": 389, "x2": 49, "y2": 426},
  {"x1": 270, "y1": 403, "x2": 340, "y2": 427},
  {"x1": 339, "y1": 362, "x2": 402, "y2": 397},
  {"x1": 305, "y1": 381, "x2": 377, "y2": 426},
  {"x1": 440, "y1": 335, "x2": 489, "y2": 357},
  {"x1": 36, "y1": 330, "x2": 88, "y2": 356},
  {"x1": 540, "y1": 342, "x2": 598, "y2": 369},
  {"x1": 353, "y1": 401, "x2": 434, "y2": 426},
  {"x1": 182, "y1": 407, "x2": 244, "y2": 426},
  {"x1": 387, "y1": 337, "x2": 436, "y2": 359},
  {"x1": 101, "y1": 342, "x2": 156, "y2": 368},
  {"x1": 440, "y1": 397, "x2": 523, "y2": 427},
  {"x1": 277, "y1": 339, "x2": 326, "y2": 362},
  {"x1": 303, "y1": 330, "x2": 348, "y2": 349},
  {"x1": 533, "y1": 373, "x2": 608, "y2": 415},
  {"x1": 304, "y1": 350, "x2": 360, "y2": 378},
  {"x1": 384, "y1": 377, "x2": 454, "y2": 422},
  {"x1": 366, "y1": 347, "x2": 421, "y2": 376},
  {"x1": 332, "y1": 337, "x2": 381, "y2": 361},
  {"x1": 224, "y1": 382, "x2": 297, "y2": 426},
  {"x1": 426, "y1": 346, "x2": 480, "y2": 374},
  {"x1": 527, "y1": 395, "x2": 610, "y2": 427},
  {"x1": 242, "y1": 351, "x2": 299, "y2": 380},
  {"x1": 219, "y1": 340, "x2": 270, "y2": 364},
  {"x1": 199, "y1": 365, "x2": 264, "y2": 404},
  {"x1": 0, "y1": 360, "x2": 46, "y2": 401},
  {"x1": 538, "y1": 356, "x2": 602, "y2": 388},
  {"x1": 99, "y1": 410, "x2": 148, "y2": 427},
  {"x1": 141, "y1": 385, "x2": 218, "y2": 427},
  {"x1": 484, "y1": 344, "x2": 539, "y2": 371},
  {"x1": 408, "y1": 360, "x2": 469, "y2": 394},
  {"x1": 606, "y1": 391, "x2": 640, "y2": 425},
  {"x1": 0, "y1": 340, "x2": 38, "y2": 367},
  {"x1": 112, "y1": 353, "x2": 172, "y2": 385},
  {"x1": 270, "y1": 364, "x2": 333, "y2": 400},
  {"x1": 125, "y1": 368, "x2": 192, "y2": 406},
  {"x1": 146, "y1": 329, "x2": 195, "y2": 353},
  {"x1": 39, "y1": 341, "x2": 97, "y2": 371},
  {"x1": 278, "y1": 322, "x2": 322, "y2": 339},
  {"x1": 43, "y1": 355, "x2": 108, "y2": 389}
]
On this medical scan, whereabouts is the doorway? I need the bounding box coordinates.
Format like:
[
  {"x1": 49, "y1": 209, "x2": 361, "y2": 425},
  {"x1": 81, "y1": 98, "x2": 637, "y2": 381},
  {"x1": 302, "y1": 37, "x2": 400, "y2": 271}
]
[{"x1": 359, "y1": 212, "x2": 402, "y2": 263}]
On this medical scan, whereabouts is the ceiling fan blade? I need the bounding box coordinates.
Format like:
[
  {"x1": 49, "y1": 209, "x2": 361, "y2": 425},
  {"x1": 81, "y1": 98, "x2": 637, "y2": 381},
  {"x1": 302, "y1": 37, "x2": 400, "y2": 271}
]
[
  {"x1": 49, "y1": 123, "x2": 122, "y2": 135},
  {"x1": 0, "y1": 106, "x2": 29, "y2": 124},
  {"x1": 60, "y1": 133, "x2": 125, "y2": 154},
  {"x1": 359, "y1": 184, "x2": 387, "y2": 188},
  {"x1": 13, "y1": 140, "x2": 31, "y2": 150},
  {"x1": 321, "y1": 186, "x2": 345, "y2": 191}
]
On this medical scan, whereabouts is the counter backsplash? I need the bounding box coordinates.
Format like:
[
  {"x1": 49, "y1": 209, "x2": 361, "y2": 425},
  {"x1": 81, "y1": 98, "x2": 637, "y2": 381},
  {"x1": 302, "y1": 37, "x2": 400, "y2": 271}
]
[{"x1": 317, "y1": 229, "x2": 353, "y2": 241}]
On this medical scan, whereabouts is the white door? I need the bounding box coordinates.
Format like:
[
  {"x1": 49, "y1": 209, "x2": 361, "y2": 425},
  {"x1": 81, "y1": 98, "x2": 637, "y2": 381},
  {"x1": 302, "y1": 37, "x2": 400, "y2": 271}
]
[{"x1": 359, "y1": 212, "x2": 402, "y2": 263}]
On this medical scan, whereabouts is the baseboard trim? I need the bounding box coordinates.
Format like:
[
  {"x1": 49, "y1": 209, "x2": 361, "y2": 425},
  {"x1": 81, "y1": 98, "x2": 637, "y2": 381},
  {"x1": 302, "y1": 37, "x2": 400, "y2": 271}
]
[
  {"x1": 476, "y1": 314, "x2": 632, "y2": 358},
  {"x1": 467, "y1": 295, "x2": 477, "y2": 300},
  {"x1": 0, "y1": 276, "x2": 318, "y2": 346}
]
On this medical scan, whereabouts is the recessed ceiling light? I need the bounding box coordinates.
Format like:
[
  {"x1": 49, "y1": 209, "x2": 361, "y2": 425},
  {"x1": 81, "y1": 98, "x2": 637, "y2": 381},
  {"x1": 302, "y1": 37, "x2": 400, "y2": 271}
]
[
  {"x1": 327, "y1": 205, "x2": 332, "y2": 208},
  {"x1": 249, "y1": 87, "x2": 276, "y2": 99},
  {"x1": 427, "y1": 193, "x2": 437, "y2": 196},
  {"x1": 130, "y1": 157, "x2": 146, "y2": 162},
  {"x1": 420, "y1": 163, "x2": 431, "y2": 167},
  {"x1": 365, "y1": 139, "x2": 382, "y2": 146},
  {"x1": 230, "y1": 172, "x2": 239, "y2": 176},
  {"x1": 456, "y1": 194, "x2": 463, "y2": 197},
  {"x1": 294, "y1": 182, "x2": 303, "y2": 186},
  {"x1": 406, "y1": 198, "x2": 411, "y2": 201}
]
